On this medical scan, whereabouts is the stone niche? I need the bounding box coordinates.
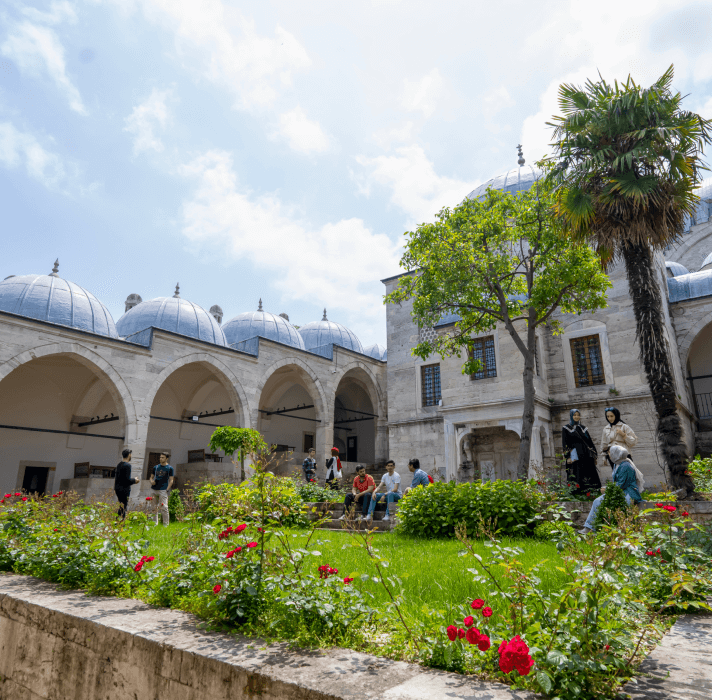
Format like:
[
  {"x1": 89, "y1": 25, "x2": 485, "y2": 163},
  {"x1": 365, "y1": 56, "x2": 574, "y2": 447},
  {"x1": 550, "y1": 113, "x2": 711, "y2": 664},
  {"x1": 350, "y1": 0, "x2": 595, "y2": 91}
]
[{"x1": 458, "y1": 426, "x2": 520, "y2": 483}]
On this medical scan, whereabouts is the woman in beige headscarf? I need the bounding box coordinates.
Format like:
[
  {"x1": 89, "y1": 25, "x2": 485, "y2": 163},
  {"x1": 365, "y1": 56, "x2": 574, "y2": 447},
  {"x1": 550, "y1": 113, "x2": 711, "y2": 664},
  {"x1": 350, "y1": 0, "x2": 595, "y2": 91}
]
[{"x1": 600, "y1": 406, "x2": 637, "y2": 466}]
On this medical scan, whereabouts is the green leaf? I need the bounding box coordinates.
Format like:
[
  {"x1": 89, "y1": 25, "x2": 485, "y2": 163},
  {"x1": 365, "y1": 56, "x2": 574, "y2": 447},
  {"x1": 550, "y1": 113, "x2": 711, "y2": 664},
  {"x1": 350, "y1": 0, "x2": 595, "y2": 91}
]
[{"x1": 536, "y1": 671, "x2": 553, "y2": 694}]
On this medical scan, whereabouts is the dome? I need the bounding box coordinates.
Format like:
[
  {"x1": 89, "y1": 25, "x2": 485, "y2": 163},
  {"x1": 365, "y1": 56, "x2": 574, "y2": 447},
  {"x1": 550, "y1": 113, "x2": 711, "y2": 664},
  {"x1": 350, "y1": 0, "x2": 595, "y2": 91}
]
[
  {"x1": 0, "y1": 265, "x2": 118, "y2": 338},
  {"x1": 701, "y1": 252, "x2": 712, "y2": 272},
  {"x1": 665, "y1": 261, "x2": 690, "y2": 278},
  {"x1": 222, "y1": 300, "x2": 305, "y2": 350},
  {"x1": 299, "y1": 310, "x2": 363, "y2": 354},
  {"x1": 363, "y1": 343, "x2": 387, "y2": 361},
  {"x1": 116, "y1": 285, "x2": 227, "y2": 346},
  {"x1": 667, "y1": 269, "x2": 712, "y2": 303}
]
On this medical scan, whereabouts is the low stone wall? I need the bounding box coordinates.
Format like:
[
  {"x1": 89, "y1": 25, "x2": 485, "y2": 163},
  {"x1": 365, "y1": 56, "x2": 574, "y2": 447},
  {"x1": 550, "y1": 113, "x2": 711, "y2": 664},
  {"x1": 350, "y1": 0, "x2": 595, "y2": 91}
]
[
  {"x1": 59, "y1": 477, "x2": 156, "y2": 504},
  {"x1": 559, "y1": 500, "x2": 712, "y2": 527},
  {"x1": 0, "y1": 574, "x2": 531, "y2": 700}
]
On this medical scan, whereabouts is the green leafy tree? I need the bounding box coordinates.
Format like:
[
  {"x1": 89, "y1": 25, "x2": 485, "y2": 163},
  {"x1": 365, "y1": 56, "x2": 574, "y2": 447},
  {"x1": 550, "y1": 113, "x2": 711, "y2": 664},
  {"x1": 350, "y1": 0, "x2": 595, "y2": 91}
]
[
  {"x1": 208, "y1": 427, "x2": 267, "y2": 482},
  {"x1": 385, "y1": 174, "x2": 610, "y2": 476},
  {"x1": 547, "y1": 66, "x2": 712, "y2": 493}
]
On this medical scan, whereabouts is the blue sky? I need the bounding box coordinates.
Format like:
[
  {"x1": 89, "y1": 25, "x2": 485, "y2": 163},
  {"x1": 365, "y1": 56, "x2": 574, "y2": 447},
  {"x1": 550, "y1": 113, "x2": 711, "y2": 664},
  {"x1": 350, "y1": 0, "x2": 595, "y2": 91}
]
[{"x1": 2, "y1": 0, "x2": 712, "y2": 347}]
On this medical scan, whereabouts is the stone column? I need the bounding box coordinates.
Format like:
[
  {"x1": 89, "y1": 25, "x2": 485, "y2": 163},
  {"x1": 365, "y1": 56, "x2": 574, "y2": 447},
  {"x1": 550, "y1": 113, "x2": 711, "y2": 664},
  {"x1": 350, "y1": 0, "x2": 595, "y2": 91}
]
[
  {"x1": 375, "y1": 417, "x2": 389, "y2": 466},
  {"x1": 444, "y1": 422, "x2": 457, "y2": 481},
  {"x1": 124, "y1": 416, "x2": 149, "y2": 483}
]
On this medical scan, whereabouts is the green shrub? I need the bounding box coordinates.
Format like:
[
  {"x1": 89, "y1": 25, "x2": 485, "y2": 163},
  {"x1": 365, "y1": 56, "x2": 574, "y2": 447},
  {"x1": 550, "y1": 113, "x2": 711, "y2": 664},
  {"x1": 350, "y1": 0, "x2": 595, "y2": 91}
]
[
  {"x1": 687, "y1": 454, "x2": 712, "y2": 493},
  {"x1": 593, "y1": 482, "x2": 628, "y2": 530},
  {"x1": 533, "y1": 520, "x2": 575, "y2": 541},
  {"x1": 168, "y1": 489, "x2": 185, "y2": 522},
  {"x1": 396, "y1": 480, "x2": 542, "y2": 538},
  {"x1": 295, "y1": 480, "x2": 345, "y2": 504}
]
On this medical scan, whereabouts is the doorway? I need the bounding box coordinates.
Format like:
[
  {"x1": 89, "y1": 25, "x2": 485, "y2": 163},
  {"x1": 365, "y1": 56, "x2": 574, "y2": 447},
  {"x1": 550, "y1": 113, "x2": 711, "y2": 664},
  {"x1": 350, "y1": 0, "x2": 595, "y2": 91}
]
[
  {"x1": 347, "y1": 435, "x2": 358, "y2": 462},
  {"x1": 22, "y1": 466, "x2": 49, "y2": 495}
]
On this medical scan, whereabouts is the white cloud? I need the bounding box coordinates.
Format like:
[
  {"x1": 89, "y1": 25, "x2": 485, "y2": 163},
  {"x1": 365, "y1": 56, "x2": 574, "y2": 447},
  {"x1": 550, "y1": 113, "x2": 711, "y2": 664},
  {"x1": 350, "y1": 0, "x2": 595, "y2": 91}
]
[
  {"x1": 356, "y1": 145, "x2": 472, "y2": 226},
  {"x1": 177, "y1": 150, "x2": 401, "y2": 319},
  {"x1": 106, "y1": 0, "x2": 312, "y2": 111},
  {"x1": 0, "y1": 121, "x2": 67, "y2": 189},
  {"x1": 371, "y1": 121, "x2": 417, "y2": 150},
  {"x1": 123, "y1": 88, "x2": 172, "y2": 156},
  {"x1": 275, "y1": 106, "x2": 331, "y2": 154},
  {"x1": 22, "y1": 1, "x2": 77, "y2": 25},
  {"x1": 1, "y1": 21, "x2": 86, "y2": 115},
  {"x1": 399, "y1": 68, "x2": 447, "y2": 118}
]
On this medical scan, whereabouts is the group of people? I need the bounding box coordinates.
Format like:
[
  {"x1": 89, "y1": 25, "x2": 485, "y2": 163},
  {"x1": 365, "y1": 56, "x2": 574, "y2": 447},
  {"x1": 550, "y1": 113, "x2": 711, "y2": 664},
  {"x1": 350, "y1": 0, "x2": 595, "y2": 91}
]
[
  {"x1": 113, "y1": 448, "x2": 174, "y2": 525},
  {"x1": 562, "y1": 406, "x2": 644, "y2": 533}
]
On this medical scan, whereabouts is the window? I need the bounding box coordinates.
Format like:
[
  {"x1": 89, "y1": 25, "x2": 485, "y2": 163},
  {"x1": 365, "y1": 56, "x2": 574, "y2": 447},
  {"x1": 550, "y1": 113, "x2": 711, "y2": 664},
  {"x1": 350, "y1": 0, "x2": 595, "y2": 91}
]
[
  {"x1": 570, "y1": 334, "x2": 605, "y2": 387},
  {"x1": 469, "y1": 336, "x2": 497, "y2": 380},
  {"x1": 421, "y1": 364, "x2": 442, "y2": 406},
  {"x1": 303, "y1": 432, "x2": 315, "y2": 452}
]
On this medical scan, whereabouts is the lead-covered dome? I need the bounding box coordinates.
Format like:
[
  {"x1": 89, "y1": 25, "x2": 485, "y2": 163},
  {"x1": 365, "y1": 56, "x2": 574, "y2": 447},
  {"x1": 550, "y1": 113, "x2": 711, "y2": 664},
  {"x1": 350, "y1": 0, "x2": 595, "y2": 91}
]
[
  {"x1": 299, "y1": 310, "x2": 363, "y2": 353},
  {"x1": 223, "y1": 300, "x2": 305, "y2": 350},
  {"x1": 701, "y1": 252, "x2": 712, "y2": 272},
  {"x1": 665, "y1": 261, "x2": 690, "y2": 278},
  {"x1": 363, "y1": 343, "x2": 387, "y2": 361},
  {"x1": 465, "y1": 148, "x2": 542, "y2": 201},
  {"x1": 0, "y1": 264, "x2": 118, "y2": 338},
  {"x1": 116, "y1": 285, "x2": 227, "y2": 346}
]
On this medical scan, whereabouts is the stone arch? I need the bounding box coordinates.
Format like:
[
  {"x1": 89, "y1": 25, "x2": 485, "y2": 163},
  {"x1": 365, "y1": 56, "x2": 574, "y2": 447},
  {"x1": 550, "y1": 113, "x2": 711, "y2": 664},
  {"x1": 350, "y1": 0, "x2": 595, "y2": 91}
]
[
  {"x1": 331, "y1": 361, "x2": 386, "y2": 418},
  {"x1": 0, "y1": 342, "x2": 136, "y2": 439},
  {"x1": 678, "y1": 310, "x2": 712, "y2": 369},
  {"x1": 142, "y1": 353, "x2": 251, "y2": 429}
]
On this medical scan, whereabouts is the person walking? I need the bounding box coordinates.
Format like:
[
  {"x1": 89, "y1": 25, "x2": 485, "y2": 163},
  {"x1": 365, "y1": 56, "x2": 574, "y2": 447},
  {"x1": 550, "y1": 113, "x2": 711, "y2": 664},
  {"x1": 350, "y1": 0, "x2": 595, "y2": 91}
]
[
  {"x1": 114, "y1": 448, "x2": 140, "y2": 520},
  {"x1": 150, "y1": 452, "x2": 174, "y2": 526},
  {"x1": 325, "y1": 447, "x2": 342, "y2": 490},
  {"x1": 364, "y1": 460, "x2": 401, "y2": 523},
  {"x1": 562, "y1": 409, "x2": 601, "y2": 494},
  {"x1": 339, "y1": 465, "x2": 375, "y2": 521},
  {"x1": 302, "y1": 448, "x2": 317, "y2": 483}
]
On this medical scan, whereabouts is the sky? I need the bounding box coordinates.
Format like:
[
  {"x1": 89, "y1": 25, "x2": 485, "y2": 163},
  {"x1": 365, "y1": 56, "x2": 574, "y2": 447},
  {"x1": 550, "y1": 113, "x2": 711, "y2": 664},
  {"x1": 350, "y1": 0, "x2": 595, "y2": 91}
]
[{"x1": 2, "y1": 0, "x2": 712, "y2": 348}]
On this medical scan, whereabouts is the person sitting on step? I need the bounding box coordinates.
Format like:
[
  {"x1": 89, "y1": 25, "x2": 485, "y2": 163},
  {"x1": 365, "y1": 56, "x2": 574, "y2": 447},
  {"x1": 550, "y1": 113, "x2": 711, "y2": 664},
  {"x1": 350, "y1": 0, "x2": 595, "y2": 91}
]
[
  {"x1": 404, "y1": 458, "x2": 430, "y2": 495},
  {"x1": 364, "y1": 460, "x2": 401, "y2": 523},
  {"x1": 339, "y1": 465, "x2": 375, "y2": 521}
]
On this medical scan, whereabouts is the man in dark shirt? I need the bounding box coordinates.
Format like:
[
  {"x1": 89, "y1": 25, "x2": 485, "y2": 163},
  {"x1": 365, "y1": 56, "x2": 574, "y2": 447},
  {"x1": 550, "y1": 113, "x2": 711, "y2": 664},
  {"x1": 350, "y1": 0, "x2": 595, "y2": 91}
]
[
  {"x1": 150, "y1": 452, "x2": 174, "y2": 526},
  {"x1": 114, "y1": 448, "x2": 140, "y2": 520}
]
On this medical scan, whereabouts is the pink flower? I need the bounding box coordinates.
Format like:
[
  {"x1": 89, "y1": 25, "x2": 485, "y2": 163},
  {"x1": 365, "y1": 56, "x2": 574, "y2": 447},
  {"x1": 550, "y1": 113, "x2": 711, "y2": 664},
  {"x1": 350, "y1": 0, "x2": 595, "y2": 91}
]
[
  {"x1": 471, "y1": 598, "x2": 485, "y2": 610},
  {"x1": 463, "y1": 615, "x2": 474, "y2": 627},
  {"x1": 213, "y1": 584, "x2": 222, "y2": 595},
  {"x1": 482, "y1": 607, "x2": 493, "y2": 618},
  {"x1": 446, "y1": 625, "x2": 458, "y2": 641}
]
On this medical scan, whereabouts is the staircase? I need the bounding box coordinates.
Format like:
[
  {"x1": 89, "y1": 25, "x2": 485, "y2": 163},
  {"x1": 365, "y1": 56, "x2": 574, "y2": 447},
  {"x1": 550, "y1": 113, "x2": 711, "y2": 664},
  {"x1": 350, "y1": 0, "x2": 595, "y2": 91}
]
[{"x1": 304, "y1": 499, "x2": 398, "y2": 532}]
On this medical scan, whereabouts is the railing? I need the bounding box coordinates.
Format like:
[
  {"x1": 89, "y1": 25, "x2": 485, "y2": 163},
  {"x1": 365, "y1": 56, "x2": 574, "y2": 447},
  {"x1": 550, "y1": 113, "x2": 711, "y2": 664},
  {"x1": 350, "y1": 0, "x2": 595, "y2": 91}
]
[{"x1": 695, "y1": 392, "x2": 712, "y2": 420}]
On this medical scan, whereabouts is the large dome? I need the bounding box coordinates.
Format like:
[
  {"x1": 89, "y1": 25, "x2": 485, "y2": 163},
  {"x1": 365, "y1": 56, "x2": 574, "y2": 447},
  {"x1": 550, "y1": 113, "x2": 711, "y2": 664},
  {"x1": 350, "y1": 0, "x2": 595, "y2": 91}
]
[
  {"x1": 0, "y1": 268, "x2": 118, "y2": 338},
  {"x1": 223, "y1": 302, "x2": 305, "y2": 350},
  {"x1": 363, "y1": 343, "x2": 387, "y2": 361},
  {"x1": 116, "y1": 287, "x2": 227, "y2": 346},
  {"x1": 299, "y1": 310, "x2": 363, "y2": 353},
  {"x1": 465, "y1": 163, "x2": 541, "y2": 201}
]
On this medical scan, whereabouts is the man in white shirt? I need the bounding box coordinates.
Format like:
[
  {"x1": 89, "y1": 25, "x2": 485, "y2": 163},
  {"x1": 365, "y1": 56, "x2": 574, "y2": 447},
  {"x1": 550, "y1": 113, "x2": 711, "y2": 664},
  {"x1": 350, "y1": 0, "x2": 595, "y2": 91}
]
[{"x1": 364, "y1": 460, "x2": 401, "y2": 523}]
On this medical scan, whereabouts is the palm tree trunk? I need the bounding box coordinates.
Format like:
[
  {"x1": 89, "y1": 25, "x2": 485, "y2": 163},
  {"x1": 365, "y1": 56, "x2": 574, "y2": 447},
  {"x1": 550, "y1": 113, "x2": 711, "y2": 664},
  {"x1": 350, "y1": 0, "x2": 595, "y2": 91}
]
[{"x1": 621, "y1": 244, "x2": 694, "y2": 493}]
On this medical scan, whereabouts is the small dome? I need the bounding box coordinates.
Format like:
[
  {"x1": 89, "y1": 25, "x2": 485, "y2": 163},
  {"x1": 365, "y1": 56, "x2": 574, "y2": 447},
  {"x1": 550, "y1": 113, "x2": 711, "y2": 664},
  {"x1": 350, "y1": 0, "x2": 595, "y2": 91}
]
[
  {"x1": 363, "y1": 343, "x2": 387, "y2": 361},
  {"x1": 299, "y1": 309, "x2": 363, "y2": 354},
  {"x1": 223, "y1": 302, "x2": 305, "y2": 350},
  {"x1": 116, "y1": 295, "x2": 227, "y2": 345},
  {"x1": 667, "y1": 269, "x2": 712, "y2": 303},
  {"x1": 665, "y1": 261, "x2": 689, "y2": 278},
  {"x1": 0, "y1": 270, "x2": 118, "y2": 337},
  {"x1": 701, "y1": 252, "x2": 712, "y2": 272}
]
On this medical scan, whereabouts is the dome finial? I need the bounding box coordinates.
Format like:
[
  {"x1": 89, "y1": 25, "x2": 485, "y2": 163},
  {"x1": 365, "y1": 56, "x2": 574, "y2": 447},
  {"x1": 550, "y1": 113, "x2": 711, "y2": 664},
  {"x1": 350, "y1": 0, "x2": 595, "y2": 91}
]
[
  {"x1": 50, "y1": 259, "x2": 59, "y2": 277},
  {"x1": 517, "y1": 144, "x2": 525, "y2": 166},
  {"x1": 258, "y1": 298, "x2": 263, "y2": 311},
  {"x1": 173, "y1": 283, "x2": 180, "y2": 298},
  {"x1": 322, "y1": 308, "x2": 328, "y2": 321}
]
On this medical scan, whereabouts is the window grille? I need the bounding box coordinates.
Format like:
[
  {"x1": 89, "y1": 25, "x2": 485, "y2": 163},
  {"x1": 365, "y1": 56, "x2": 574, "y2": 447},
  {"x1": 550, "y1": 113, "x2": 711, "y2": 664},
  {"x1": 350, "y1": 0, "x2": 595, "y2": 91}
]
[
  {"x1": 421, "y1": 364, "x2": 441, "y2": 406},
  {"x1": 570, "y1": 334, "x2": 605, "y2": 387},
  {"x1": 303, "y1": 433, "x2": 315, "y2": 452},
  {"x1": 469, "y1": 336, "x2": 497, "y2": 380}
]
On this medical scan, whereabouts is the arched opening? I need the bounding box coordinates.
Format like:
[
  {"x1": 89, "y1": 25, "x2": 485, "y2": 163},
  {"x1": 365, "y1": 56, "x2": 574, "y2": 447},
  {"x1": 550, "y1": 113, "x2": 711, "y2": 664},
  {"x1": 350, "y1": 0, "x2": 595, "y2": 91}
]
[
  {"x1": 334, "y1": 369, "x2": 379, "y2": 474},
  {"x1": 0, "y1": 354, "x2": 127, "y2": 495},
  {"x1": 687, "y1": 320, "x2": 712, "y2": 457},
  {"x1": 258, "y1": 364, "x2": 323, "y2": 477},
  {"x1": 458, "y1": 427, "x2": 521, "y2": 483},
  {"x1": 145, "y1": 362, "x2": 242, "y2": 485}
]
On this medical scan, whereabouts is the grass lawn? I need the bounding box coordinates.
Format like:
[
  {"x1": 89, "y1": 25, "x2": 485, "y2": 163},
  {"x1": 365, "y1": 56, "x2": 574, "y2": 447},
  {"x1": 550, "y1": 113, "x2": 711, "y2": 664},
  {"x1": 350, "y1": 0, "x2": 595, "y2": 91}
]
[{"x1": 134, "y1": 522, "x2": 568, "y2": 624}]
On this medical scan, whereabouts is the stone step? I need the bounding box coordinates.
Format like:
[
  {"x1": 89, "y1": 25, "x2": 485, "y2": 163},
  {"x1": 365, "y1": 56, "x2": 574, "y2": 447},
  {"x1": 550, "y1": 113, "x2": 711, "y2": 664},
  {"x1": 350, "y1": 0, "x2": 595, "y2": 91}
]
[{"x1": 318, "y1": 517, "x2": 395, "y2": 532}]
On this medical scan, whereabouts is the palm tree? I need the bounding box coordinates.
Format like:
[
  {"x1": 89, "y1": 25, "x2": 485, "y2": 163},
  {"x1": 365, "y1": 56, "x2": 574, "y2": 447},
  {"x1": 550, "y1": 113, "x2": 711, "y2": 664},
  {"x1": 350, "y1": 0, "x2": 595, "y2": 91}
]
[{"x1": 547, "y1": 66, "x2": 711, "y2": 494}]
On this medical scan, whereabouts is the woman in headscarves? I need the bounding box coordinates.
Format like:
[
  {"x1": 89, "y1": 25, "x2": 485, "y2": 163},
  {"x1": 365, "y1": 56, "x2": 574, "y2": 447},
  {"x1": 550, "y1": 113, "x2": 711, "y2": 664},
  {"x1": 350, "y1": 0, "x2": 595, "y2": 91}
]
[
  {"x1": 562, "y1": 409, "x2": 601, "y2": 494},
  {"x1": 325, "y1": 447, "x2": 342, "y2": 490},
  {"x1": 600, "y1": 407, "x2": 637, "y2": 468},
  {"x1": 581, "y1": 445, "x2": 643, "y2": 532}
]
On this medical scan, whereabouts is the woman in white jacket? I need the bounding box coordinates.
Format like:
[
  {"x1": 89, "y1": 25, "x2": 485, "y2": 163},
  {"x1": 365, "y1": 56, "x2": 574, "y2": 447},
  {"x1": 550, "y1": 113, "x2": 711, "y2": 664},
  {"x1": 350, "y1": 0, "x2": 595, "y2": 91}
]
[{"x1": 600, "y1": 406, "x2": 637, "y2": 467}]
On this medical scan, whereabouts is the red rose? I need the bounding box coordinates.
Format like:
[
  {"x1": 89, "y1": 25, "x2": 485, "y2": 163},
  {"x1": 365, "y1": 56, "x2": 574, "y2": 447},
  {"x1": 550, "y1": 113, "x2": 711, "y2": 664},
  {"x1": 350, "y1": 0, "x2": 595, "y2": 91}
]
[
  {"x1": 499, "y1": 656, "x2": 514, "y2": 674},
  {"x1": 234, "y1": 546, "x2": 242, "y2": 553},
  {"x1": 446, "y1": 625, "x2": 458, "y2": 641},
  {"x1": 645, "y1": 550, "x2": 653, "y2": 556},
  {"x1": 52, "y1": 494, "x2": 58, "y2": 499},
  {"x1": 463, "y1": 615, "x2": 474, "y2": 627},
  {"x1": 477, "y1": 635, "x2": 491, "y2": 651},
  {"x1": 465, "y1": 627, "x2": 480, "y2": 645},
  {"x1": 656, "y1": 503, "x2": 664, "y2": 508},
  {"x1": 515, "y1": 656, "x2": 535, "y2": 676},
  {"x1": 343, "y1": 577, "x2": 354, "y2": 584},
  {"x1": 134, "y1": 562, "x2": 143, "y2": 572},
  {"x1": 247, "y1": 541, "x2": 258, "y2": 548},
  {"x1": 21, "y1": 497, "x2": 28, "y2": 502},
  {"x1": 145, "y1": 497, "x2": 153, "y2": 501},
  {"x1": 147, "y1": 556, "x2": 155, "y2": 562},
  {"x1": 482, "y1": 607, "x2": 493, "y2": 618},
  {"x1": 471, "y1": 598, "x2": 485, "y2": 610},
  {"x1": 226, "y1": 550, "x2": 235, "y2": 559},
  {"x1": 14, "y1": 493, "x2": 20, "y2": 497},
  {"x1": 457, "y1": 628, "x2": 466, "y2": 639},
  {"x1": 4, "y1": 494, "x2": 10, "y2": 498},
  {"x1": 213, "y1": 584, "x2": 222, "y2": 594},
  {"x1": 53, "y1": 528, "x2": 58, "y2": 531},
  {"x1": 656, "y1": 548, "x2": 661, "y2": 554},
  {"x1": 235, "y1": 524, "x2": 247, "y2": 532},
  {"x1": 605, "y1": 644, "x2": 610, "y2": 651},
  {"x1": 681, "y1": 511, "x2": 689, "y2": 516}
]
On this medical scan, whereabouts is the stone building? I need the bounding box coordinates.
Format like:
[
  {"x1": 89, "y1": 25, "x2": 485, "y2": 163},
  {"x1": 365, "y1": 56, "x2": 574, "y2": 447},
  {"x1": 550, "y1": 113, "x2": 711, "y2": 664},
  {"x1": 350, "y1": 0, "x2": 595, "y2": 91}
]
[{"x1": 382, "y1": 162, "x2": 712, "y2": 487}]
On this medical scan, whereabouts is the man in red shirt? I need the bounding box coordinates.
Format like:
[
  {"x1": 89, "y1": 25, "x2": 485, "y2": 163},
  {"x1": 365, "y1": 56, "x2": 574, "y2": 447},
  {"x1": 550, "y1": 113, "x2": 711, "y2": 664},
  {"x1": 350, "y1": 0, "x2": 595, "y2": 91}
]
[{"x1": 339, "y1": 465, "x2": 375, "y2": 521}]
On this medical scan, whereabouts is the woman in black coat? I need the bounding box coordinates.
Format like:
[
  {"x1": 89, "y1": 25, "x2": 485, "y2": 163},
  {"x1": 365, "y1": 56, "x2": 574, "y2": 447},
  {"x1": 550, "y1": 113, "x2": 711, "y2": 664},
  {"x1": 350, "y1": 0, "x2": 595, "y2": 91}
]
[{"x1": 562, "y1": 408, "x2": 601, "y2": 494}]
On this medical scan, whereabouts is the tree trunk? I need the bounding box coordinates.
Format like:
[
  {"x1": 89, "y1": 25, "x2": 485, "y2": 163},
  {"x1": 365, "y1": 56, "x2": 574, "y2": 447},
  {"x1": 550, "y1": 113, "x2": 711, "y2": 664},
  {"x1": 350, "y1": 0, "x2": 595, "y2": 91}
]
[
  {"x1": 518, "y1": 354, "x2": 537, "y2": 479},
  {"x1": 621, "y1": 244, "x2": 694, "y2": 493}
]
